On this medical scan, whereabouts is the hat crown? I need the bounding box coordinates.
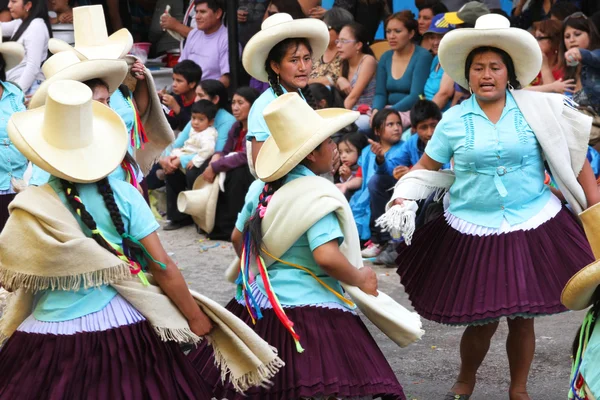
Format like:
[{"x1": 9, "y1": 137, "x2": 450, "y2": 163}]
[
  {"x1": 474, "y1": 14, "x2": 510, "y2": 29},
  {"x1": 261, "y1": 13, "x2": 293, "y2": 31},
  {"x1": 73, "y1": 5, "x2": 109, "y2": 46},
  {"x1": 41, "y1": 51, "x2": 81, "y2": 79},
  {"x1": 42, "y1": 81, "x2": 94, "y2": 150},
  {"x1": 263, "y1": 93, "x2": 322, "y2": 153}
]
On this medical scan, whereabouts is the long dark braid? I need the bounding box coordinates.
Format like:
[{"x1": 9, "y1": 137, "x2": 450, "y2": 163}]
[
  {"x1": 243, "y1": 177, "x2": 287, "y2": 258},
  {"x1": 300, "y1": 85, "x2": 317, "y2": 110}
]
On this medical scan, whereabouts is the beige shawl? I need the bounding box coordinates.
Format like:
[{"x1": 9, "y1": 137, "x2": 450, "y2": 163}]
[{"x1": 0, "y1": 184, "x2": 283, "y2": 393}]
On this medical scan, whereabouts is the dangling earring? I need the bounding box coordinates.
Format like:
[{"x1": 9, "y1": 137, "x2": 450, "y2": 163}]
[
  {"x1": 507, "y1": 83, "x2": 514, "y2": 91},
  {"x1": 277, "y1": 74, "x2": 280, "y2": 85},
  {"x1": 468, "y1": 86, "x2": 473, "y2": 95}
]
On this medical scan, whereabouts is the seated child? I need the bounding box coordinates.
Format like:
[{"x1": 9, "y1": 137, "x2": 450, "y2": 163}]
[
  {"x1": 170, "y1": 100, "x2": 219, "y2": 171},
  {"x1": 161, "y1": 60, "x2": 202, "y2": 131},
  {"x1": 336, "y1": 131, "x2": 369, "y2": 199}
]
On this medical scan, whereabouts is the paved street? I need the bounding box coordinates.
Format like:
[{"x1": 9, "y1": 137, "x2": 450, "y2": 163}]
[{"x1": 161, "y1": 224, "x2": 582, "y2": 400}]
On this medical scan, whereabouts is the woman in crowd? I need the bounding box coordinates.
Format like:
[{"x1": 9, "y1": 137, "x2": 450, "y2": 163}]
[
  {"x1": 308, "y1": 7, "x2": 354, "y2": 89},
  {"x1": 335, "y1": 21, "x2": 377, "y2": 130},
  {"x1": 386, "y1": 14, "x2": 598, "y2": 399},
  {"x1": 416, "y1": 0, "x2": 447, "y2": 50},
  {"x1": 243, "y1": 12, "x2": 329, "y2": 167},
  {"x1": 1, "y1": 0, "x2": 52, "y2": 95},
  {"x1": 371, "y1": 11, "x2": 433, "y2": 122},
  {"x1": 201, "y1": 86, "x2": 259, "y2": 241},
  {"x1": 0, "y1": 39, "x2": 25, "y2": 231},
  {"x1": 422, "y1": 13, "x2": 454, "y2": 111}
]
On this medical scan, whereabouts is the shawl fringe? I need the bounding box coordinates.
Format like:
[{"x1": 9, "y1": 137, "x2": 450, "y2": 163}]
[{"x1": 152, "y1": 325, "x2": 201, "y2": 345}]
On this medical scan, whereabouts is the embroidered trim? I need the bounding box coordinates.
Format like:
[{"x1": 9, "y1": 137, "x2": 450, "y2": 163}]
[{"x1": 463, "y1": 114, "x2": 475, "y2": 150}]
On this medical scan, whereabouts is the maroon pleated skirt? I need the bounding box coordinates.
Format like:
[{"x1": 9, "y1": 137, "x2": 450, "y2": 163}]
[
  {"x1": 395, "y1": 208, "x2": 594, "y2": 325},
  {"x1": 0, "y1": 320, "x2": 212, "y2": 399},
  {"x1": 188, "y1": 299, "x2": 406, "y2": 400},
  {"x1": 0, "y1": 193, "x2": 15, "y2": 233}
]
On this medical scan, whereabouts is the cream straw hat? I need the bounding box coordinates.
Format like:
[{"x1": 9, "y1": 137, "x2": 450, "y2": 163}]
[{"x1": 177, "y1": 175, "x2": 220, "y2": 234}]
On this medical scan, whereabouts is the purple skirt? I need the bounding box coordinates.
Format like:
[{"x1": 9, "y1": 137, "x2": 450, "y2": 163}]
[
  {"x1": 0, "y1": 320, "x2": 212, "y2": 399},
  {"x1": 395, "y1": 208, "x2": 594, "y2": 325},
  {"x1": 188, "y1": 299, "x2": 406, "y2": 400},
  {"x1": 0, "y1": 193, "x2": 15, "y2": 232}
]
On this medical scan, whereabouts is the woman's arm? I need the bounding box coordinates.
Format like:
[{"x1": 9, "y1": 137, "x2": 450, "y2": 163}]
[
  {"x1": 140, "y1": 232, "x2": 213, "y2": 335},
  {"x1": 131, "y1": 60, "x2": 150, "y2": 115},
  {"x1": 431, "y1": 72, "x2": 455, "y2": 110},
  {"x1": 344, "y1": 56, "x2": 377, "y2": 110},
  {"x1": 15, "y1": 20, "x2": 49, "y2": 93},
  {"x1": 232, "y1": 228, "x2": 243, "y2": 257},
  {"x1": 578, "y1": 159, "x2": 600, "y2": 207}
]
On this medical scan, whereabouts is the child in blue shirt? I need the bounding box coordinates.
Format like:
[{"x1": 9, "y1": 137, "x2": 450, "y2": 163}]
[{"x1": 161, "y1": 60, "x2": 202, "y2": 132}]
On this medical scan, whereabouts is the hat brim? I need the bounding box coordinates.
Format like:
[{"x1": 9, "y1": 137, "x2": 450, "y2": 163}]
[
  {"x1": 562, "y1": 259, "x2": 600, "y2": 310},
  {"x1": 8, "y1": 101, "x2": 128, "y2": 183},
  {"x1": 0, "y1": 42, "x2": 24, "y2": 71},
  {"x1": 48, "y1": 28, "x2": 134, "y2": 60},
  {"x1": 443, "y1": 12, "x2": 464, "y2": 25},
  {"x1": 29, "y1": 59, "x2": 129, "y2": 109},
  {"x1": 177, "y1": 176, "x2": 220, "y2": 233},
  {"x1": 242, "y1": 19, "x2": 329, "y2": 83},
  {"x1": 256, "y1": 108, "x2": 359, "y2": 182},
  {"x1": 438, "y1": 27, "x2": 542, "y2": 90}
]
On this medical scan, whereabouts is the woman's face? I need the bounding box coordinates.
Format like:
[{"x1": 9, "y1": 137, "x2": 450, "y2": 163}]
[
  {"x1": 195, "y1": 85, "x2": 215, "y2": 103},
  {"x1": 263, "y1": 3, "x2": 278, "y2": 22},
  {"x1": 386, "y1": 19, "x2": 413, "y2": 51},
  {"x1": 307, "y1": 137, "x2": 336, "y2": 175},
  {"x1": 336, "y1": 26, "x2": 361, "y2": 60},
  {"x1": 92, "y1": 85, "x2": 110, "y2": 107},
  {"x1": 535, "y1": 29, "x2": 554, "y2": 56},
  {"x1": 328, "y1": 26, "x2": 339, "y2": 48},
  {"x1": 564, "y1": 26, "x2": 591, "y2": 50},
  {"x1": 418, "y1": 8, "x2": 434, "y2": 35},
  {"x1": 231, "y1": 93, "x2": 251, "y2": 122},
  {"x1": 270, "y1": 42, "x2": 312, "y2": 91},
  {"x1": 8, "y1": 0, "x2": 29, "y2": 20},
  {"x1": 426, "y1": 33, "x2": 444, "y2": 55},
  {"x1": 468, "y1": 51, "x2": 509, "y2": 103}
]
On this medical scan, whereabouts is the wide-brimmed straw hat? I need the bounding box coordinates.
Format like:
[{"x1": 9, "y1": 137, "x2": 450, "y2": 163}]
[
  {"x1": 438, "y1": 14, "x2": 542, "y2": 90},
  {"x1": 562, "y1": 203, "x2": 600, "y2": 310},
  {"x1": 242, "y1": 13, "x2": 329, "y2": 83},
  {"x1": 29, "y1": 51, "x2": 128, "y2": 109},
  {"x1": 177, "y1": 176, "x2": 220, "y2": 233},
  {"x1": 0, "y1": 25, "x2": 24, "y2": 71},
  {"x1": 48, "y1": 5, "x2": 133, "y2": 60},
  {"x1": 8, "y1": 80, "x2": 128, "y2": 183},
  {"x1": 256, "y1": 92, "x2": 358, "y2": 182}
]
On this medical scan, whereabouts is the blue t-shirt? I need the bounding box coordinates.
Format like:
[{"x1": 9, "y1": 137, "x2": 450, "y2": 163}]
[
  {"x1": 378, "y1": 133, "x2": 450, "y2": 175},
  {"x1": 235, "y1": 165, "x2": 349, "y2": 309},
  {"x1": 174, "y1": 108, "x2": 236, "y2": 167},
  {"x1": 425, "y1": 91, "x2": 550, "y2": 228},
  {"x1": 372, "y1": 46, "x2": 433, "y2": 112},
  {"x1": 33, "y1": 176, "x2": 160, "y2": 322},
  {"x1": 0, "y1": 82, "x2": 27, "y2": 191}
]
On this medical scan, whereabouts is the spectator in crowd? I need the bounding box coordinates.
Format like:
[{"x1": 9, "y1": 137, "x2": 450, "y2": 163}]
[
  {"x1": 416, "y1": 0, "x2": 448, "y2": 50},
  {"x1": 423, "y1": 13, "x2": 455, "y2": 111},
  {"x1": 2, "y1": 0, "x2": 52, "y2": 95},
  {"x1": 264, "y1": 0, "x2": 306, "y2": 20},
  {"x1": 47, "y1": 0, "x2": 74, "y2": 24},
  {"x1": 0, "y1": 0, "x2": 10, "y2": 21},
  {"x1": 237, "y1": 1, "x2": 268, "y2": 46},
  {"x1": 191, "y1": 79, "x2": 237, "y2": 151},
  {"x1": 335, "y1": 21, "x2": 377, "y2": 130},
  {"x1": 162, "y1": 59, "x2": 202, "y2": 132},
  {"x1": 0, "y1": 40, "x2": 26, "y2": 231},
  {"x1": 549, "y1": 1, "x2": 579, "y2": 21},
  {"x1": 442, "y1": 0, "x2": 499, "y2": 12},
  {"x1": 512, "y1": 0, "x2": 555, "y2": 30},
  {"x1": 309, "y1": 82, "x2": 346, "y2": 109},
  {"x1": 179, "y1": 0, "x2": 236, "y2": 87},
  {"x1": 309, "y1": 7, "x2": 354, "y2": 88},
  {"x1": 335, "y1": 130, "x2": 369, "y2": 198},
  {"x1": 333, "y1": 0, "x2": 390, "y2": 43},
  {"x1": 160, "y1": 0, "x2": 195, "y2": 48},
  {"x1": 560, "y1": 11, "x2": 600, "y2": 114},
  {"x1": 371, "y1": 11, "x2": 433, "y2": 122},
  {"x1": 202, "y1": 86, "x2": 260, "y2": 240},
  {"x1": 440, "y1": 1, "x2": 490, "y2": 28}
]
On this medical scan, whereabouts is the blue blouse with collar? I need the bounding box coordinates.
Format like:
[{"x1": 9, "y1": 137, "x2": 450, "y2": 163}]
[
  {"x1": 425, "y1": 90, "x2": 550, "y2": 228},
  {"x1": 0, "y1": 81, "x2": 27, "y2": 192}
]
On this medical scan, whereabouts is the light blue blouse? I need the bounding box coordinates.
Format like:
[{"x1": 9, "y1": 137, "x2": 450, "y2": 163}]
[
  {"x1": 33, "y1": 176, "x2": 159, "y2": 322},
  {"x1": 247, "y1": 86, "x2": 305, "y2": 143},
  {"x1": 0, "y1": 82, "x2": 27, "y2": 191},
  {"x1": 174, "y1": 108, "x2": 236, "y2": 167},
  {"x1": 110, "y1": 88, "x2": 135, "y2": 155},
  {"x1": 425, "y1": 91, "x2": 550, "y2": 228},
  {"x1": 235, "y1": 165, "x2": 350, "y2": 309}
]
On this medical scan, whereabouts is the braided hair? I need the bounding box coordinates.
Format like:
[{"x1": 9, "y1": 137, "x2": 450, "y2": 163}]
[{"x1": 265, "y1": 37, "x2": 317, "y2": 109}]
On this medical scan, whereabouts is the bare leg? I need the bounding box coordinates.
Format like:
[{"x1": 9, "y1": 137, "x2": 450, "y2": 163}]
[
  {"x1": 452, "y1": 321, "x2": 500, "y2": 395},
  {"x1": 506, "y1": 317, "x2": 535, "y2": 400}
]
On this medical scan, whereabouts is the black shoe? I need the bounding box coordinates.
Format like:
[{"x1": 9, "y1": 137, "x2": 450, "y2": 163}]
[
  {"x1": 373, "y1": 241, "x2": 398, "y2": 267},
  {"x1": 163, "y1": 219, "x2": 193, "y2": 231}
]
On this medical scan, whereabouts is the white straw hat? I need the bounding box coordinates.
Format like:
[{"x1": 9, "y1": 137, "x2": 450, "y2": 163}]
[
  {"x1": 0, "y1": 25, "x2": 24, "y2": 71},
  {"x1": 242, "y1": 13, "x2": 329, "y2": 83},
  {"x1": 48, "y1": 5, "x2": 133, "y2": 60},
  {"x1": 256, "y1": 92, "x2": 358, "y2": 182},
  {"x1": 438, "y1": 14, "x2": 542, "y2": 90},
  {"x1": 29, "y1": 51, "x2": 128, "y2": 109},
  {"x1": 177, "y1": 176, "x2": 220, "y2": 233},
  {"x1": 8, "y1": 80, "x2": 128, "y2": 183}
]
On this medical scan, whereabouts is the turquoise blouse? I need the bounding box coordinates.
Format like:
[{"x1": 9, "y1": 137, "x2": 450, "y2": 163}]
[
  {"x1": 0, "y1": 82, "x2": 27, "y2": 191},
  {"x1": 33, "y1": 176, "x2": 159, "y2": 322},
  {"x1": 425, "y1": 91, "x2": 550, "y2": 228},
  {"x1": 247, "y1": 86, "x2": 305, "y2": 143},
  {"x1": 235, "y1": 165, "x2": 351, "y2": 309},
  {"x1": 110, "y1": 88, "x2": 135, "y2": 155}
]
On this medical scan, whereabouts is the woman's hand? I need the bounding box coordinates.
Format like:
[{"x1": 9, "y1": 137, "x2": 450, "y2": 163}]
[
  {"x1": 58, "y1": 10, "x2": 73, "y2": 23},
  {"x1": 188, "y1": 309, "x2": 214, "y2": 337},
  {"x1": 393, "y1": 197, "x2": 405, "y2": 206},
  {"x1": 203, "y1": 165, "x2": 216, "y2": 183},
  {"x1": 565, "y1": 48, "x2": 582, "y2": 64},
  {"x1": 339, "y1": 164, "x2": 351, "y2": 181},
  {"x1": 159, "y1": 157, "x2": 175, "y2": 174},
  {"x1": 170, "y1": 155, "x2": 181, "y2": 170},
  {"x1": 548, "y1": 78, "x2": 576, "y2": 94},
  {"x1": 237, "y1": 8, "x2": 249, "y2": 23},
  {"x1": 337, "y1": 77, "x2": 352, "y2": 95},
  {"x1": 131, "y1": 59, "x2": 146, "y2": 81},
  {"x1": 210, "y1": 153, "x2": 222, "y2": 163},
  {"x1": 331, "y1": 147, "x2": 341, "y2": 175},
  {"x1": 308, "y1": 6, "x2": 326, "y2": 19},
  {"x1": 358, "y1": 267, "x2": 378, "y2": 296}
]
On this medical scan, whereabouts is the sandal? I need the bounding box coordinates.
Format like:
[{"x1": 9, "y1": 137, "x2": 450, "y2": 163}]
[{"x1": 444, "y1": 393, "x2": 471, "y2": 400}]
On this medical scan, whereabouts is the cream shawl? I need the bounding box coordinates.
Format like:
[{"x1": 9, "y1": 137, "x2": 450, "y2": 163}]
[
  {"x1": 0, "y1": 184, "x2": 283, "y2": 393},
  {"x1": 227, "y1": 176, "x2": 424, "y2": 348}
]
